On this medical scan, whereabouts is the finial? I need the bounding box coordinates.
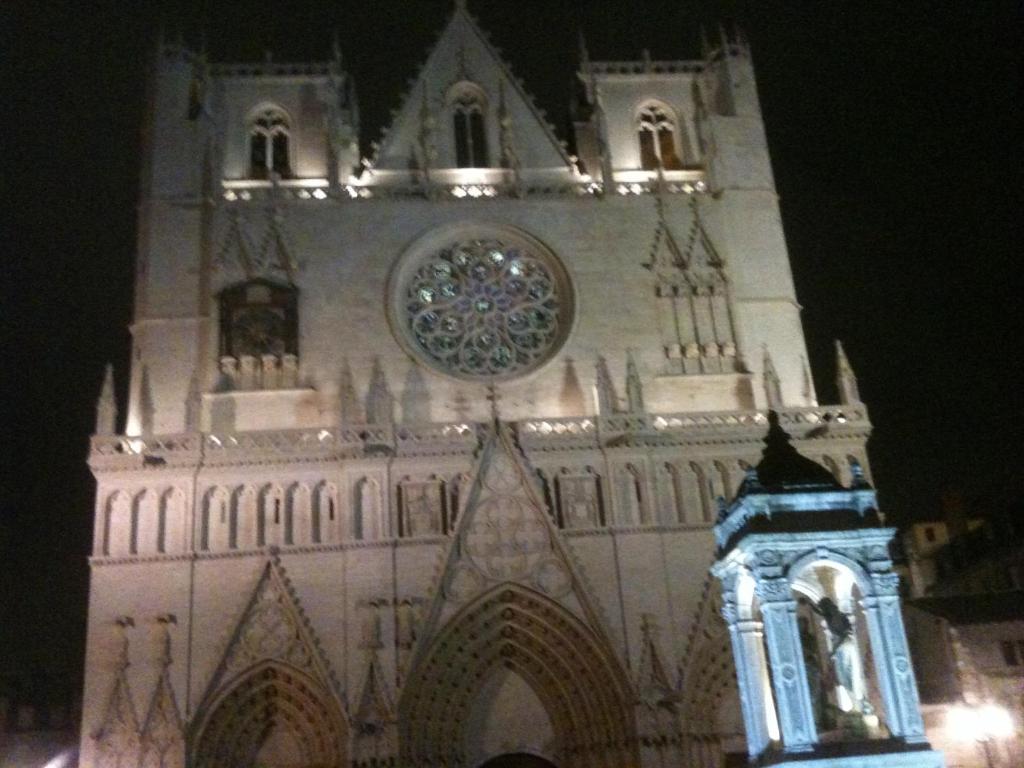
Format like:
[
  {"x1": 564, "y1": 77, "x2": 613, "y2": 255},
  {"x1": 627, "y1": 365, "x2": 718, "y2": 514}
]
[
  {"x1": 834, "y1": 339, "x2": 861, "y2": 404},
  {"x1": 699, "y1": 24, "x2": 711, "y2": 59},
  {"x1": 114, "y1": 616, "x2": 134, "y2": 668},
  {"x1": 454, "y1": 0, "x2": 468, "y2": 11},
  {"x1": 625, "y1": 350, "x2": 644, "y2": 413},
  {"x1": 264, "y1": 49, "x2": 273, "y2": 64},
  {"x1": 96, "y1": 363, "x2": 117, "y2": 436},
  {"x1": 577, "y1": 29, "x2": 591, "y2": 72},
  {"x1": 331, "y1": 28, "x2": 343, "y2": 66},
  {"x1": 801, "y1": 356, "x2": 815, "y2": 404},
  {"x1": 718, "y1": 23, "x2": 730, "y2": 53},
  {"x1": 155, "y1": 614, "x2": 177, "y2": 668},
  {"x1": 641, "y1": 48, "x2": 652, "y2": 71},
  {"x1": 762, "y1": 346, "x2": 783, "y2": 409}
]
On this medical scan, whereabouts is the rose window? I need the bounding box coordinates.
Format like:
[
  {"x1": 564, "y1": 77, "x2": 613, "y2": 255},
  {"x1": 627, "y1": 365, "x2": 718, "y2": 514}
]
[{"x1": 395, "y1": 235, "x2": 570, "y2": 380}]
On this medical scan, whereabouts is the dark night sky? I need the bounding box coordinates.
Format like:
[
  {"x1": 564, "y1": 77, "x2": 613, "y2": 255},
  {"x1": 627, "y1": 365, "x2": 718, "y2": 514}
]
[{"x1": 2, "y1": 1, "x2": 1020, "y2": 680}]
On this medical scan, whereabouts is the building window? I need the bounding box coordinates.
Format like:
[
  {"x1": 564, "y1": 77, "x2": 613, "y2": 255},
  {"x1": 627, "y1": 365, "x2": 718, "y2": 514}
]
[
  {"x1": 637, "y1": 103, "x2": 683, "y2": 170},
  {"x1": 924, "y1": 526, "x2": 936, "y2": 543},
  {"x1": 219, "y1": 279, "x2": 298, "y2": 359},
  {"x1": 391, "y1": 225, "x2": 573, "y2": 381},
  {"x1": 249, "y1": 107, "x2": 292, "y2": 179},
  {"x1": 453, "y1": 94, "x2": 488, "y2": 168}
]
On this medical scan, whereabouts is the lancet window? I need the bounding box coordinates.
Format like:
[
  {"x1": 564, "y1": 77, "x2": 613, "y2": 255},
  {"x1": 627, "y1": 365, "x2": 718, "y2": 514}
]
[
  {"x1": 637, "y1": 103, "x2": 684, "y2": 170},
  {"x1": 451, "y1": 88, "x2": 489, "y2": 168},
  {"x1": 248, "y1": 107, "x2": 292, "y2": 179}
]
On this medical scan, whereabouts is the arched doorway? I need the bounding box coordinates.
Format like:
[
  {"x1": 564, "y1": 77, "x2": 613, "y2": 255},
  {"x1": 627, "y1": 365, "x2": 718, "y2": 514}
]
[
  {"x1": 400, "y1": 584, "x2": 637, "y2": 768},
  {"x1": 191, "y1": 662, "x2": 348, "y2": 768},
  {"x1": 480, "y1": 754, "x2": 558, "y2": 768}
]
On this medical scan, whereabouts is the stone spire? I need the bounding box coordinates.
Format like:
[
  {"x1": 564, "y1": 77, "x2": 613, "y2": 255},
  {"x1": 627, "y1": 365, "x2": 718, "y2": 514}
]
[
  {"x1": 594, "y1": 357, "x2": 618, "y2": 415},
  {"x1": 625, "y1": 351, "x2": 645, "y2": 413},
  {"x1": 835, "y1": 340, "x2": 861, "y2": 404},
  {"x1": 762, "y1": 347, "x2": 783, "y2": 409},
  {"x1": 96, "y1": 363, "x2": 117, "y2": 436},
  {"x1": 366, "y1": 359, "x2": 394, "y2": 426}
]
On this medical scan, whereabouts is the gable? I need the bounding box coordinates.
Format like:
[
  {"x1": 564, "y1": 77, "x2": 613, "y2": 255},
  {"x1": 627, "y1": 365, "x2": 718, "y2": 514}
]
[{"x1": 372, "y1": 6, "x2": 573, "y2": 174}]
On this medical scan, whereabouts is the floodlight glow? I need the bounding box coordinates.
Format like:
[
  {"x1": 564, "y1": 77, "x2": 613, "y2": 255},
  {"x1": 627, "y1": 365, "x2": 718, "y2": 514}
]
[
  {"x1": 43, "y1": 750, "x2": 76, "y2": 768},
  {"x1": 948, "y1": 703, "x2": 1015, "y2": 742}
]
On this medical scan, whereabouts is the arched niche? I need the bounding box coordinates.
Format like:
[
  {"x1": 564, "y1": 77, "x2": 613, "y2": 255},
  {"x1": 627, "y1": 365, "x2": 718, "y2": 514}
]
[
  {"x1": 788, "y1": 556, "x2": 888, "y2": 739},
  {"x1": 191, "y1": 661, "x2": 348, "y2": 768}
]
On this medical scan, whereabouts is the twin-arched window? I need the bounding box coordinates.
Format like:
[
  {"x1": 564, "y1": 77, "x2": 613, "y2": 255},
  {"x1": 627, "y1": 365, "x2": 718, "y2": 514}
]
[
  {"x1": 249, "y1": 107, "x2": 292, "y2": 179},
  {"x1": 451, "y1": 89, "x2": 489, "y2": 168},
  {"x1": 637, "y1": 103, "x2": 684, "y2": 171}
]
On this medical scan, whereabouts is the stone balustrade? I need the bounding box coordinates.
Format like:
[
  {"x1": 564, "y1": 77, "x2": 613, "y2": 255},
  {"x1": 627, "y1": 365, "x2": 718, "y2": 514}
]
[{"x1": 90, "y1": 405, "x2": 869, "y2": 471}]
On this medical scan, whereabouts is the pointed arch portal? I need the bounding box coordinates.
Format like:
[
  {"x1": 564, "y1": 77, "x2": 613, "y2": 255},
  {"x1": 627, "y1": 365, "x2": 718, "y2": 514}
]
[
  {"x1": 400, "y1": 583, "x2": 637, "y2": 768},
  {"x1": 192, "y1": 661, "x2": 347, "y2": 768}
]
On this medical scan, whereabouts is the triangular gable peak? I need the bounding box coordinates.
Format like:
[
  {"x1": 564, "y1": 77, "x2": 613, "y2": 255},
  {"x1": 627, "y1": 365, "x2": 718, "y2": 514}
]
[
  {"x1": 214, "y1": 204, "x2": 298, "y2": 282},
  {"x1": 418, "y1": 423, "x2": 613, "y2": 643},
  {"x1": 197, "y1": 558, "x2": 341, "y2": 709},
  {"x1": 646, "y1": 194, "x2": 727, "y2": 287},
  {"x1": 371, "y1": 6, "x2": 575, "y2": 181},
  {"x1": 636, "y1": 614, "x2": 676, "y2": 704}
]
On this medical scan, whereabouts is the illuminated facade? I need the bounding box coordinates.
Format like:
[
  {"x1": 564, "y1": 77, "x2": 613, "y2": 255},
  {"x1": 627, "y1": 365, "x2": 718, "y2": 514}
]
[{"x1": 80, "y1": 5, "x2": 896, "y2": 767}]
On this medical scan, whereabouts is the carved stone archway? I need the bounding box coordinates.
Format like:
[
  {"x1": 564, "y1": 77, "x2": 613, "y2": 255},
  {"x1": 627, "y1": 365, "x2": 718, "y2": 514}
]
[
  {"x1": 191, "y1": 661, "x2": 347, "y2": 768},
  {"x1": 400, "y1": 583, "x2": 637, "y2": 768}
]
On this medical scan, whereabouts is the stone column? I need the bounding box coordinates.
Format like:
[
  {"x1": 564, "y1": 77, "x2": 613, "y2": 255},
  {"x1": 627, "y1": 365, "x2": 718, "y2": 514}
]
[
  {"x1": 862, "y1": 573, "x2": 928, "y2": 741},
  {"x1": 722, "y1": 600, "x2": 774, "y2": 757},
  {"x1": 756, "y1": 577, "x2": 818, "y2": 752}
]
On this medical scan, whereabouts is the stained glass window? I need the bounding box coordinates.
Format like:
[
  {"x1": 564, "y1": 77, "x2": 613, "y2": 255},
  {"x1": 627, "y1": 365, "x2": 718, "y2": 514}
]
[{"x1": 396, "y1": 235, "x2": 569, "y2": 380}]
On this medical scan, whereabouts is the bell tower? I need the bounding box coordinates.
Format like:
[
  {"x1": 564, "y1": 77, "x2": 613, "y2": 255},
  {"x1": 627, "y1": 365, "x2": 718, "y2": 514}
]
[{"x1": 711, "y1": 413, "x2": 945, "y2": 767}]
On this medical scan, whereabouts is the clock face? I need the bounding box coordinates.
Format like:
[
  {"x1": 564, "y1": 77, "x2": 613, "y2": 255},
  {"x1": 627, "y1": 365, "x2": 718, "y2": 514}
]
[{"x1": 231, "y1": 306, "x2": 287, "y2": 357}]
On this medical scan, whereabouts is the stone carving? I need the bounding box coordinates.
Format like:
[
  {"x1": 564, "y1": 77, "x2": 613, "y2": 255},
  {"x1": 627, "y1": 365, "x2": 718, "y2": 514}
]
[
  {"x1": 213, "y1": 560, "x2": 333, "y2": 689},
  {"x1": 352, "y1": 649, "x2": 397, "y2": 765},
  {"x1": 401, "y1": 480, "x2": 444, "y2": 537},
  {"x1": 464, "y1": 494, "x2": 549, "y2": 579},
  {"x1": 533, "y1": 556, "x2": 572, "y2": 597},
  {"x1": 557, "y1": 473, "x2": 601, "y2": 529}
]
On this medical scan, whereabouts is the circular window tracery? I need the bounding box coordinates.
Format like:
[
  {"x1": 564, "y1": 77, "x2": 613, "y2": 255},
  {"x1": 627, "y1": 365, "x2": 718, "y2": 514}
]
[{"x1": 392, "y1": 229, "x2": 571, "y2": 381}]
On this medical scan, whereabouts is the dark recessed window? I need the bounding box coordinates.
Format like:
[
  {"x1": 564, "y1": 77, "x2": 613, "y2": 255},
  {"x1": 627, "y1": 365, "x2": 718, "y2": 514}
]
[
  {"x1": 249, "y1": 107, "x2": 293, "y2": 179},
  {"x1": 219, "y1": 280, "x2": 298, "y2": 359}
]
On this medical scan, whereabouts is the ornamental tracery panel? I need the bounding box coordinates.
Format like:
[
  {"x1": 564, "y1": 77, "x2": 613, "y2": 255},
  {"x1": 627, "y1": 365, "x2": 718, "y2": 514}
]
[{"x1": 390, "y1": 225, "x2": 573, "y2": 382}]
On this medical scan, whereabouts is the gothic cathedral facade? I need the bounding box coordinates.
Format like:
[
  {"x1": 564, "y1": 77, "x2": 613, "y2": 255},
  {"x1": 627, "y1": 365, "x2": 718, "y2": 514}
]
[{"x1": 82, "y1": 6, "x2": 877, "y2": 767}]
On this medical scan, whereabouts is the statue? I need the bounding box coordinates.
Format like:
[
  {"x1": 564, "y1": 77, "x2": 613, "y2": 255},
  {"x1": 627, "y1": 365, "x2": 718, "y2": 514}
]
[{"x1": 813, "y1": 597, "x2": 860, "y2": 712}]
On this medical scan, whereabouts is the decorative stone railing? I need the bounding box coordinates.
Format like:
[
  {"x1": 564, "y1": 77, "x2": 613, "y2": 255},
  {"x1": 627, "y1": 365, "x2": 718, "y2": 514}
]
[
  {"x1": 90, "y1": 405, "x2": 869, "y2": 470},
  {"x1": 221, "y1": 175, "x2": 707, "y2": 203}
]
